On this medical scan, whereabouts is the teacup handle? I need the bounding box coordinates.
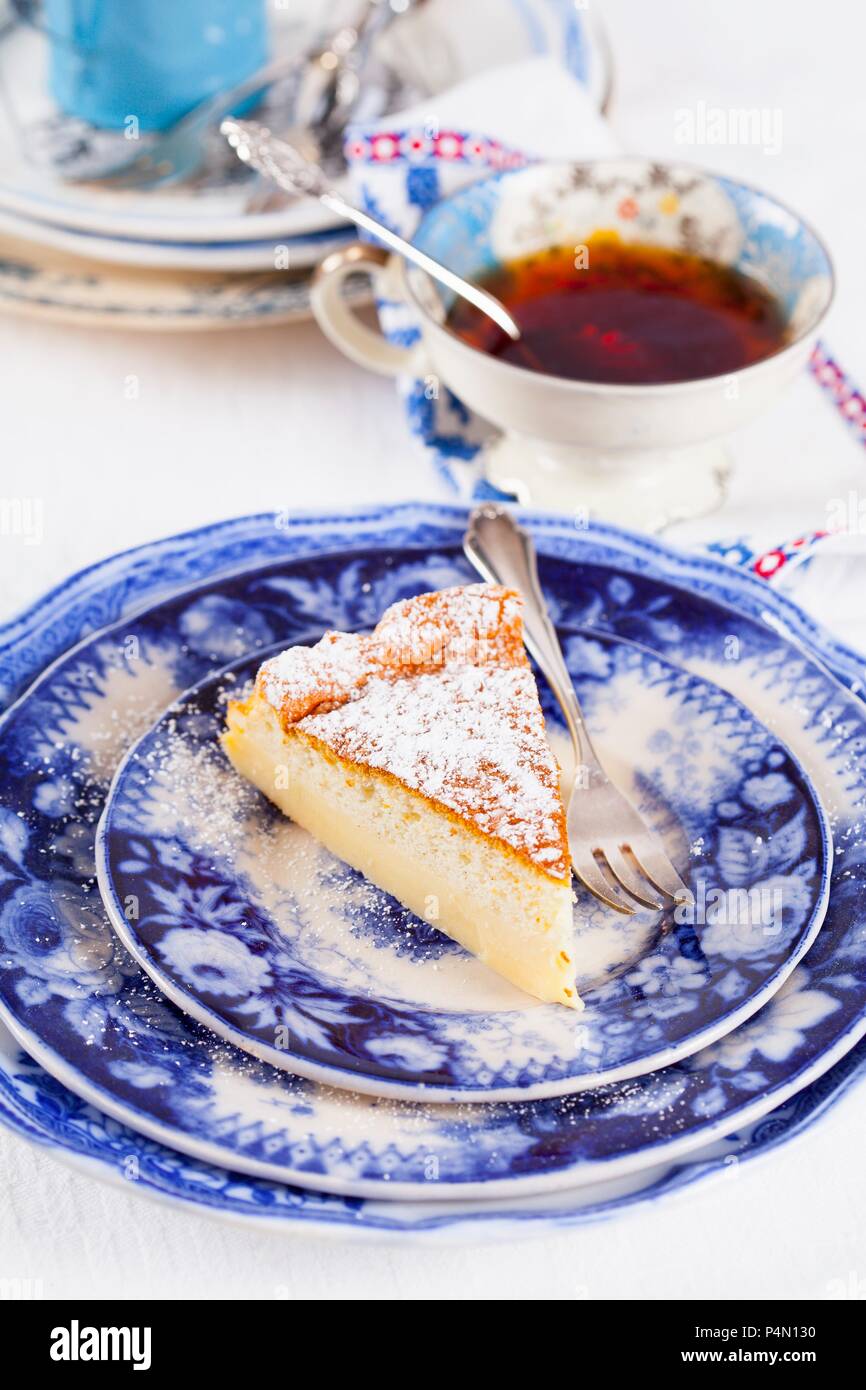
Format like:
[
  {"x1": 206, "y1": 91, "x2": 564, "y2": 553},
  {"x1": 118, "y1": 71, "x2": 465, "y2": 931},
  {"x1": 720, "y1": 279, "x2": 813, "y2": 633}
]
[{"x1": 311, "y1": 242, "x2": 427, "y2": 378}]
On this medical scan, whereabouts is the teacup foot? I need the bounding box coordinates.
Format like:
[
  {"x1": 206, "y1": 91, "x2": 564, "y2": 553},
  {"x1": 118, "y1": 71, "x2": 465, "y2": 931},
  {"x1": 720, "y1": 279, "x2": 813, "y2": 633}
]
[{"x1": 483, "y1": 436, "x2": 731, "y2": 533}]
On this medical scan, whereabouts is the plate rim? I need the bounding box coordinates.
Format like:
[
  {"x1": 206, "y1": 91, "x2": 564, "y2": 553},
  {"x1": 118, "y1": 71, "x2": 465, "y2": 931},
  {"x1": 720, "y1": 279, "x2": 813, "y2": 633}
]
[
  {"x1": 2, "y1": 1011, "x2": 865, "y2": 1239},
  {"x1": 3, "y1": 505, "x2": 864, "y2": 704},
  {"x1": 0, "y1": 206, "x2": 353, "y2": 271},
  {"x1": 2, "y1": 964, "x2": 863, "y2": 1204},
  {"x1": 0, "y1": 236, "x2": 373, "y2": 331}
]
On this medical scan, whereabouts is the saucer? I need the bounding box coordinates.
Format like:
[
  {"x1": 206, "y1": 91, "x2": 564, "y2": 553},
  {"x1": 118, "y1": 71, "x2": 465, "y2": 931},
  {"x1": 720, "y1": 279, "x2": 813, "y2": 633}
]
[
  {"x1": 96, "y1": 628, "x2": 830, "y2": 1103},
  {"x1": 0, "y1": 232, "x2": 369, "y2": 330},
  {"x1": 0, "y1": 205, "x2": 354, "y2": 272}
]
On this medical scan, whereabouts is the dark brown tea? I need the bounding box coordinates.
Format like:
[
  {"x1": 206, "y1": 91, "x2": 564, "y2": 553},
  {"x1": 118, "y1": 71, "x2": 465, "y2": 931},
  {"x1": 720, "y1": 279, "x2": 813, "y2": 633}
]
[{"x1": 446, "y1": 237, "x2": 788, "y2": 385}]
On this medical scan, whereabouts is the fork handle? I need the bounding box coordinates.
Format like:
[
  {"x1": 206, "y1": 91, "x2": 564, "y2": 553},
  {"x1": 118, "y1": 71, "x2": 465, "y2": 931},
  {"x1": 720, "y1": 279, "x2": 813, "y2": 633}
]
[{"x1": 463, "y1": 506, "x2": 599, "y2": 771}]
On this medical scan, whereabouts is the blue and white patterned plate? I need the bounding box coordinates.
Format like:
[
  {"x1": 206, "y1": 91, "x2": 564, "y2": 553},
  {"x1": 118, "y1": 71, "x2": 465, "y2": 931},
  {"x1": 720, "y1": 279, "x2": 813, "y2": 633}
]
[
  {"x1": 3, "y1": 1015, "x2": 864, "y2": 1240},
  {"x1": 0, "y1": 237, "x2": 369, "y2": 331},
  {"x1": 0, "y1": 505, "x2": 864, "y2": 1206},
  {"x1": 96, "y1": 632, "x2": 830, "y2": 1102}
]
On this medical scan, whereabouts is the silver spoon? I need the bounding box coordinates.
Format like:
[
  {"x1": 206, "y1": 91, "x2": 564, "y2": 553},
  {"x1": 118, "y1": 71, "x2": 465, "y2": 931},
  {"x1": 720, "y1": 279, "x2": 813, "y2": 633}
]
[
  {"x1": 222, "y1": 117, "x2": 521, "y2": 342},
  {"x1": 244, "y1": 0, "x2": 419, "y2": 216}
]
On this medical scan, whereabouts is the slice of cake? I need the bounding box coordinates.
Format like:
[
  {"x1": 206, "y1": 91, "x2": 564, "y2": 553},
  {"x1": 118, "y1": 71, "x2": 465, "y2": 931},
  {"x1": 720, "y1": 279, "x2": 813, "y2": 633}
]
[{"x1": 222, "y1": 584, "x2": 579, "y2": 1007}]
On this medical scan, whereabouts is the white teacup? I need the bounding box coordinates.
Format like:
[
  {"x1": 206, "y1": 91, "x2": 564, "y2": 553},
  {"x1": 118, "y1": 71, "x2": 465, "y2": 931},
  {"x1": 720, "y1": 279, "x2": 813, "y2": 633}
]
[{"x1": 312, "y1": 158, "x2": 833, "y2": 530}]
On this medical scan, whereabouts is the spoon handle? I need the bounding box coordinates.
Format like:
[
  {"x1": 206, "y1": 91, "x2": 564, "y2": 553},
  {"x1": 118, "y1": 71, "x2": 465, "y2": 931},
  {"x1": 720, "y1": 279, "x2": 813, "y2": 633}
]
[
  {"x1": 222, "y1": 118, "x2": 521, "y2": 342},
  {"x1": 321, "y1": 190, "x2": 520, "y2": 338}
]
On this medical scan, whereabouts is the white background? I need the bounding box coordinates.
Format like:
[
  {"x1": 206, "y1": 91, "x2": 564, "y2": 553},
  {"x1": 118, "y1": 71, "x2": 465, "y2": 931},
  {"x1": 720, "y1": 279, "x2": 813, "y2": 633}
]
[{"x1": 1, "y1": 0, "x2": 865, "y2": 1299}]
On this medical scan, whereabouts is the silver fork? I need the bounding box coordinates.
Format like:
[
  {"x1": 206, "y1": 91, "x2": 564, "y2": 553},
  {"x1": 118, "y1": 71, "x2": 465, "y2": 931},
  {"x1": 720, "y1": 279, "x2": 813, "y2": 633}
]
[{"x1": 463, "y1": 505, "x2": 692, "y2": 914}]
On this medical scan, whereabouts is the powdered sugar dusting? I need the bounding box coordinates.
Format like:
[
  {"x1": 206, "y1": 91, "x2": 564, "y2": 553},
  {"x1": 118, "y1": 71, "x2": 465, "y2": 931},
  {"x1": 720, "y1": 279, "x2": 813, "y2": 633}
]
[
  {"x1": 256, "y1": 584, "x2": 569, "y2": 879},
  {"x1": 260, "y1": 631, "x2": 372, "y2": 721},
  {"x1": 258, "y1": 585, "x2": 528, "y2": 721},
  {"x1": 302, "y1": 666, "x2": 568, "y2": 877}
]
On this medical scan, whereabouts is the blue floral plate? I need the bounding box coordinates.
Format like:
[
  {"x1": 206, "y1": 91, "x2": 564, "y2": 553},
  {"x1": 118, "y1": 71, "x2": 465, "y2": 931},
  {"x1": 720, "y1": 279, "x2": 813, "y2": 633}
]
[
  {"x1": 3, "y1": 1014, "x2": 865, "y2": 1240},
  {"x1": 0, "y1": 505, "x2": 864, "y2": 1209},
  {"x1": 96, "y1": 631, "x2": 830, "y2": 1102}
]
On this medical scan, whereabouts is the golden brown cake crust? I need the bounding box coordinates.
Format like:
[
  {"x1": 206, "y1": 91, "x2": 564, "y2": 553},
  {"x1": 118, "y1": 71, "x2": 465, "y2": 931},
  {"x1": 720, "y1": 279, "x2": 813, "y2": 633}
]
[
  {"x1": 257, "y1": 584, "x2": 528, "y2": 723},
  {"x1": 248, "y1": 584, "x2": 570, "y2": 881}
]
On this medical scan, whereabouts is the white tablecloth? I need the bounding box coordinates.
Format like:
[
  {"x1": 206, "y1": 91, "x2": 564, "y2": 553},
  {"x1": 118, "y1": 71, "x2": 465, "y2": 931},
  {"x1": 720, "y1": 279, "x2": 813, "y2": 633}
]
[{"x1": 2, "y1": 0, "x2": 865, "y2": 1299}]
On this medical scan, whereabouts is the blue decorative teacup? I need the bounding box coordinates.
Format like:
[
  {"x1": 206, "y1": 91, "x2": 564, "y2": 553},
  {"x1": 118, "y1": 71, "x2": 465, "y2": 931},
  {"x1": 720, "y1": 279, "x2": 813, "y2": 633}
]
[
  {"x1": 20, "y1": 0, "x2": 269, "y2": 130},
  {"x1": 313, "y1": 157, "x2": 834, "y2": 529}
]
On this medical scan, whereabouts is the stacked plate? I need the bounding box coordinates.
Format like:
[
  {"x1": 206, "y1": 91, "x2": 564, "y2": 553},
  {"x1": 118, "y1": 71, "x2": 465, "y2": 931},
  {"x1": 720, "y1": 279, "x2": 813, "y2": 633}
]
[
  {"x1": 2, "y1": 503, "x2": 865, "y2": 1240},
  {"x1": 0, "y1": 0, "x2": 612, "y2": 330}
]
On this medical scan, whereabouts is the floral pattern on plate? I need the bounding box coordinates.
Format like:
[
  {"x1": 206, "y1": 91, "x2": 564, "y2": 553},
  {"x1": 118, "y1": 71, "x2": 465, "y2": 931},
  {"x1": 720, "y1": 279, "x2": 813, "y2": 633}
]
[
  {"x1": 0, "y1": 239, "x2": 369, "y2": 330},
  {"x1": 0, "y1": 505, "x2": 863, "y2": 1202},
  {"x1": 2, "y1": 1015, "x2": 865, "y2": 1239},
  {"x1": 97, "y1": 631, "x2": 829, "y2": 1101}
]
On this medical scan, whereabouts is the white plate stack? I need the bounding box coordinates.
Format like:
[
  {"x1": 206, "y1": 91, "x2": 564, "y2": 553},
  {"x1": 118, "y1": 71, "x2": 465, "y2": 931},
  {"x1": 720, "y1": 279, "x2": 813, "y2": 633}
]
[{"x1": 0, "y1": 0, "x2": 612, "y2": 329}]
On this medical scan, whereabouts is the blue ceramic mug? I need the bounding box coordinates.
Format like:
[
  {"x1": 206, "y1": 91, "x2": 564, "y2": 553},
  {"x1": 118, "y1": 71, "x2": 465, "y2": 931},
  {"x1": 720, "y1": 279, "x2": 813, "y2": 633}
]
[{"x1": 16, "y1": 0, "x2": 269, "y2": 130}]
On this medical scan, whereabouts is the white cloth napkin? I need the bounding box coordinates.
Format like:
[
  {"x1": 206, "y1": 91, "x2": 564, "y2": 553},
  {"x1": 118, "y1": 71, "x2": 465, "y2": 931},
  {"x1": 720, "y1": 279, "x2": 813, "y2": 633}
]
[{"x1": 345, "y1": 57, "x2": 866, "y2": 651}]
